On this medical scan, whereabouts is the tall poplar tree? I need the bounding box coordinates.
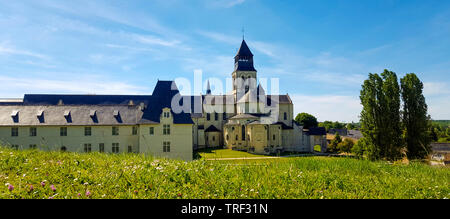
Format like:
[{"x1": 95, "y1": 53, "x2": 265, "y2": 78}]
[
  {"x1": 400, "y1": 73, "x2": 431, "y2": 159},
  {"x1": 359, "y1": 70, "x2": 402, "y2": 160},
  {"x1": 380, "y1": 70, "x2": 403, "y2": 160}
]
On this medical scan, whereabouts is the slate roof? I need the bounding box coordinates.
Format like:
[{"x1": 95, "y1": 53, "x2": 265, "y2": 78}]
[
  {"x1": 229, "y1": 114, "x2": 259, "y2": 120},
  {"x1": 235, "y1": 40, "x2": 256, "y2": 72},
  {"x1": 139, "y1": 81, "x2": 193, "y2": 124},
  {"x1": 0, "y1": 105, "x2": 143, "y2": 126},
  {"x1": 307, "y1": 127, "x2": 327, "y2": 136},
  {"x1": 236, "y1": 39, "x2": 253, "y2": 57},
  {"x1": 2, "y1": 80, "x2": 194, "y2": 125},
  {"x1": 205, "y1": 125, "x2": 220, "y2": 132}
]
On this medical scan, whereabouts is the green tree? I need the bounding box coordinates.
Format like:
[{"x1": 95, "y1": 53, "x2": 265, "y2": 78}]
[
  {"x1": 401, "y1": 73, "x2": 431, "y2": 159},
  {"x1": 338, "y1": 138, "x2": 354, "y2": 153},
  {"x1": 359, "y1": 70, "x2": 402, "y2": 160},
  {"x1": 295, "y1": 113, "x2": 318, "y2": 129},
  {"x1": 328, "y1": 133, "x2": 342, "y2": 153},
  {"x1": 380, "y1": 70, "x2": 403, "y2": 160}
]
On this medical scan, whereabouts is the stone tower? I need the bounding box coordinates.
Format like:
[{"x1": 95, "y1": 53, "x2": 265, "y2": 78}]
[{"x1": 232, "y1": 39, "x2": 257, "y2": 102}]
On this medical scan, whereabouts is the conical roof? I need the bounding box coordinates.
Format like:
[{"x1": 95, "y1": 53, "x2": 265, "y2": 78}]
[{"x1": 236, "y1": 39, "x2": 253, "y2": 57}]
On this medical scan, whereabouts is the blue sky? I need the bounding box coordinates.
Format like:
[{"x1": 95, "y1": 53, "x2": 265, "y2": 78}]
[{"x1": 0, "y1": 0, "x2": 449, "y2": 122}]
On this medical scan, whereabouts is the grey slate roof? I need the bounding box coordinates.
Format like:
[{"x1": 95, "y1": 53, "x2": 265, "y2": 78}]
[
  {"x1": 205, "y1": 125, "x2": 220, "y2": 132},
  {"x1": 0, "y1": 105, "x2": 143, "y2": 126},
  {"x1": 1, "y1": 80, "x2": 194, "y2": 125},
  {"x1": 229, "y1": 114, "x2": 259, "y2": 120},
  {"x1": 307, "y1": 127, "x2": 327, "y2": 136}
]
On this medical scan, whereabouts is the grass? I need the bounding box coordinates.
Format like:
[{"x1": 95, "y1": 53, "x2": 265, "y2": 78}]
[
  {"x1": 196, "y1": 148, "x2": 269, "y2": 159},
  {"x1": 1, "y1": 146, "x2": 449, "y2": 199}
]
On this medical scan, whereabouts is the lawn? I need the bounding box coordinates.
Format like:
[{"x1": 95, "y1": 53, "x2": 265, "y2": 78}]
[
  {"x1": 196, "y1": 148, "x2": 269, "y2": 159},
  {"x1": 1, "y1": 146, "x2": 449, "y2": 199}
]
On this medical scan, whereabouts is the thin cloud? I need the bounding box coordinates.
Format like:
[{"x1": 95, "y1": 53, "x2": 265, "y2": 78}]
[
  {"x1": 290, "y1": 94, "x2": 362, "y2": 123},
  {"x1": 0, "y1": 44, "x2": 49, "y2": 60},
  {"x1": 0, "y1": 75, "x2": 149, "y2": 97}
]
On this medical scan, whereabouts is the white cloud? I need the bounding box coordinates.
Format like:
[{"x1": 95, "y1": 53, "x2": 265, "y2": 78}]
[
  {"x1": 291, "y1": 94, "x2": 362, "y2": 122},
  {"x1": 0, "y1": 75, "x2": 149, "y2": 97},
  {"x1": 207, "y1": 0, "x2": 246, "y2": 8},
  {"x1": 424, "y1": 82, "x2": 450, "y2": 96},
  {"x1": 0, "y1": 43, "x2": 49, "y2": 60}
]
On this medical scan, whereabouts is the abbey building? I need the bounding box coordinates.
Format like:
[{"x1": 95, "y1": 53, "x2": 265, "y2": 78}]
[{"x1": 0, "y1": 40, "x2": 327, "y2": 161}]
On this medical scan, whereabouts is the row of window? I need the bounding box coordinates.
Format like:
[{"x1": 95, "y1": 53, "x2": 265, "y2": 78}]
[
  {"x1": 206, "y1": 112, "x2": 227, "y2": 121},
  {"x1": 10, "y1": 142, "x2": 171, "y2": 153},
  {"x1": 8, "y1": 126, "x2": 169, "y2": 137}
]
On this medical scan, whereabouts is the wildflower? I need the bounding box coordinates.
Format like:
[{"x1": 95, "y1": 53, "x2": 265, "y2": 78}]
[
  {"x1": 50, "y1": 185, "x2": 56, "y2": 192},
  {"x1": 49, "y1": 196, "x2": 54, "y2": 199},
  {"x1": 8, "y1": 184, "x2": 14, "y2": 191},
  {"x1": 41, "y1": 181, "x2": 46, "y2": 187},
  {"x1": 29, "y1": 185, "x2": 34, "y2": 192},
  {"x1": 177, "y1": 193, "x2": 182, "y2": 197},
  {"x1": 134, "y1": 190, "x2": 138, "y2": 194},
  {"x1": 77, "y1": 193, "x2": 81, "y2": 197},
  {"x1": 86, "y1": 190, "x2": 91, "y2": 197}
]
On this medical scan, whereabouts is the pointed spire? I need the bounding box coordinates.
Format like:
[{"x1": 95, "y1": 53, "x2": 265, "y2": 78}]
[
  {"x1": 236, "y1": 39, "x2": 253, "y2": 57},
  {"x1": 206, "y1": 80, "x2": 211, "y2": 95}
]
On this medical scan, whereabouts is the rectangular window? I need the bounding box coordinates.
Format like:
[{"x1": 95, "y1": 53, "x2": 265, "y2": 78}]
[
  {"x1": 206, "y1": 113, "x2": 210, "y2": 121},
  {"x1": 84, "y1": 127, "x2": 91, "y2": 136},
  {"x1": 29, "y1": 127, "x2": 37, "y2": 137},
  {"x1": 132, "y1": 126, "x2": 138, "y2": 135},
  {"x1": 112, "y1": 143, "x2": 119, "y2": 153},
  {"x1": 149, "y1": 127, "x2": 154, "y2": 135},
  {"x1": 60, "y1": 127, "x2": 67, "y2": 136},
  {"x1": 11, "y1": 127, "x2": 18, "y2": 137},
  {"x1": 83, "y1": 144, "x2": 92, "y2": 153},
  {"x1": 99, "y1": 143, "x2": 104, "y2": 153},
  {"x1": 163, "y1": 142, "x2": 170, "y2": 152},
  {"x1": 29, "y1": 144, "x2": 37, "y2": 149},
  {"x1": 112, "y1": 126, "x2": 119, "y2": 136},
  {"x1": 214, "y1": 113, "x2": 218, "y2": 121},
  {"x1": 223, "y1": 112, "x2": 227, "y2": 120},
  {"x1": 128, "y1": 145, "x2": 133, "y2": 153},
  {"x1": 163, "y1": 112, "x2": 170, "y2": 118},
  {"x1": 163, "y1": 125, "x2": 170, "y2": 135}
]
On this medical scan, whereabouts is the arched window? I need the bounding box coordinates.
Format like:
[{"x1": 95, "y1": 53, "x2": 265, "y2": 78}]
[
  {"x1": 284, "y1": 112, "x2": 287, "y2": 120},
  {"x1": 242, "y1": 125, "x2": 246, "y2": 141}
]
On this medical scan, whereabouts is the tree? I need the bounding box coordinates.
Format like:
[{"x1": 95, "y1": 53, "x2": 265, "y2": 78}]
[
  {"x1": 359, "y1": 70, "x2": 402, "y2": 161},
  {"x1": 338, "y1": 138, "x2": 354, "y2": 153},
  {"x1": 328, "y1": 133, "x2": 342, "y2": 153},
  {"x1": 380, "y1": 70, "x2": 403, "y2": 160},
  {"x1": 401, "y1": 73, "x2": 431, "y2": 159},
  {"x1": 295, "y1": 113, "x2": 318, "y2": 129}
]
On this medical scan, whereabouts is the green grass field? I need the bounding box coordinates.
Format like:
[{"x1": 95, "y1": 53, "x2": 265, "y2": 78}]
[
  {"x1": 197, "y1": 148, "x2": 269, "y2": 159},
  {"x1": 1, "y1": 146, "x2": 449, "y2": 199}
]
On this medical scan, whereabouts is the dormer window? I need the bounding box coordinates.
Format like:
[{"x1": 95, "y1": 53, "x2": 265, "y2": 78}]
[
  {"x1": 64, "y1": 110, "x2": 72, "y2": 123},
  {"x1": 11, "y1": 110, "x2": 19, "y2": 117},
  {"x1": 163, "y1": 112, "x2": 170, "y2": 118},
  {"x1": 37, "y1": 110, "x2": 44, "y2": 118},
  {"x1": 90, "y1": 110, "x2": 98, "y2": 123},
  {"x1": 113, "y1": 110, "x2": 122, "y2": 123},
  {"x1": 11, "y1": 110, "x2": 19, "y2": 123}
]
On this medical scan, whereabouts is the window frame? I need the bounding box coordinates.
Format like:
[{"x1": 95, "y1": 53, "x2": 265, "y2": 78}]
[
  {"x1": 60, "y1": 127, "x2": 67, "y2": 137},
  {"x1": 84, "y1": 127, "x2": 92, "y2": 136},
  {"x1": 11, "y1": 127, "x2": 18, "y2": 137},
  {"x1": 29, "y1": 127, "x2": 37, "y2": 137},
  {"x1": 112, "y1": 126, "x2": 119, "y2": 136}
]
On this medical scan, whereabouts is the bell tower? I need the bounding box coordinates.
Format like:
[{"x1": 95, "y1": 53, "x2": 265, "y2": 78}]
[{"x1": 232, "y1": 39, "x2": 257, "y2": 101}]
